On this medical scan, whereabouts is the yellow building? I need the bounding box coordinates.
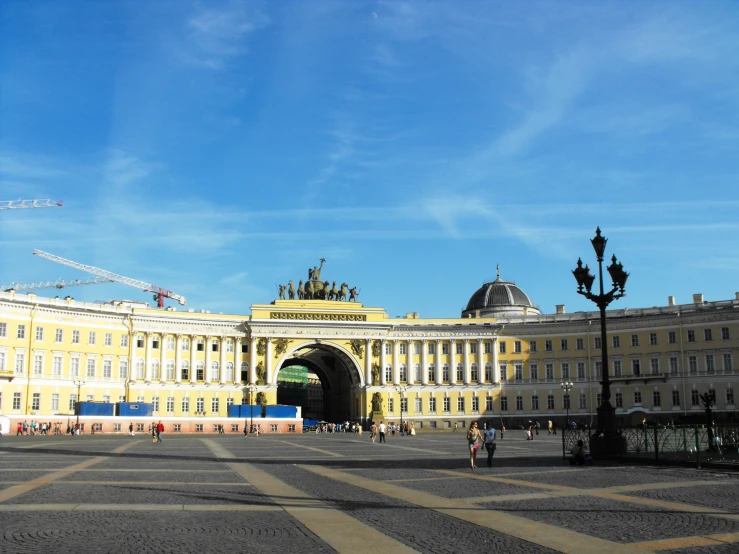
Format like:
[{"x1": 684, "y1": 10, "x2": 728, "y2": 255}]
[{"x1": 0, "y1": 273, "x2": 737, "y2": 433}]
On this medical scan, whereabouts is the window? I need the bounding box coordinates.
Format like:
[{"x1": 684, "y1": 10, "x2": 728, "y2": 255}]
[
  {"x1": 576, "y1": 338, "x2": 584, "y2": 350},
  {"x1": 166, "y1": 361, "x2": 175, "y2": 380},
  {"x1": 33, "y1": 354, "x2": 43, "y2": 375},
  {"x1": 226, "y1": 397, "x2": 234, "y2": 409},
  {"x1": 226, "y1": 339, "x2": 234, "y2": 353},
  {"x1": 615, "y1": 392, "x2": 623, "y2": 408},
  {"x1": 561, "y1": 362, "x2": 570, "y2": 380},
  {"x1": 456, "y1": 342, "x2": 463, "y2": 355},
  {"x1": 182, "y1": 337, "x2": 190, "y2": 351},
  {"x1": 428, "y1": 342, "x2": 435, "y2": 355},
  {"x1": 88, "y1": 331, "x2": 96, "y2": 345},
  {"x1": 388, "y1": 398, "x2": 394, "y2": 413},
  {"x1": 55, "y1": 328, "x2": 63, "y2": 342},
  {"x1": 443, "y1": 397, "x2": 450, "y2": 412},
  {"x1": 225, "y1": 362, "x2": 234, "y2": 382},
  {"x1": 649, "y1": 333, "x2": 657, "y2": 346},
  {"x1": 529, "y1": 340, "x2": 537, "y2": 353},
  {"x1": 35, "y1": 326, "x2": 44, "y2": 341},
  {"x1": 727, "y1": 388, "x2": 735, "y2": 405},
  {"x1": 120, "y1": 334, "x2": 129, "y2": 348},
  {"x1": 0, "y1": 352, "x2": 4, "y2": 372},
  {"x1": 428, "y1": 364, "x2": 436, "y2": 382},
  {"x1": 688, "y1": 355, "x2": 698, "y2": 374},
  {"x1": 17, "y1": 324, "x2": 26, "y2": 339},
  {"x1": 167, "y1": 337, "x2": 175, "y2": 351},
  {"x1": 151, "y1": 396, "x2": 159, "y2": 412},
  {"x1": 632, "y1": 359, "x2": 641, "y2": 376},
  {"x1": 669, "y1": 357, "x2": 678, "y2": 375},
  {"x1": 485, "y1": 397, "x2": 493, "y2": 411},
  {"x1": 471, "y1": 396, "x2": 479, "y2": 412},
  {"x1": 69, "y1": 356, "x2": 79, "y2": 377},
  {"x1": 196, "y1": 397, "x2": 204, "y2": 414},
  {"x1": 241, "y1": 341, "x2": 248, "y2": 353},
  {"x1": 668, "y1": 331, "x2": 676, "y2": 344},
  {"x1": 212, "y1": 339, "x2": 219, "y2": 352},
  {"x1": 181, "y1": 361, "x2": 190, "y2": 381},
  {"x1": 134, "y1": 358, "x2": 144, "y2": 379},
  {"x1": 563, "y1": 393, "x2": 571, "y2": 410},
  {"x1": 706, "y1": 355, "x2": 715, "y2": 374},
  {"x1": 631, "y1": 334, "x2": 639, "y2": 347},
  {"x1": 653, "y1": 391, "x2": 661, "y2": 407},
  {"x1": 384, "y1": 365, "x2": 392, "y2": 383},
  {"x1": 86, "y1": 358, "x2": 96, "y2": 378},
  {"x1": 469, "y1": 342, "x2": 476, "y2": 355},
  {"x1": 70, "y1": 330, "x2": 80, "y2": 344},
  {"x1": 32, "y1": 393, "x2": 40, "y2": 411},
  {"x1": 547, "y1": 395, "x2": 555, "y2": 410},
  {"x1": 594, "y1": 337, "x2": 601, "y2": 349},
  {"x1": 687, "y1": 330, "x2": 695, "y2": 343},
  {"x1": 414, "y1": 363, "x2": 421, "y2": 382},
  {"x1": 182, "y1": 397, "x2": 190, "y2": 413},
  {"x1": 501, "y1": 396, "x2": 508, "y2": 411},
  {"x1": 151, "y1": 359, "x2": 160, "y2": 380},
  {"x1": 545, "y1": 340, "x2": 553, "y2": 352},
  {"x1": 484, "y1": 342, "x2": 491, "y2": 354},
  {"x1": 650, "y1": 358, "x2": 660, "y2": 375},
  {"x1": 399, "y1": 364, "x2": 407, "y2": 382},
  {"x1": 456, "y1": 363, "x2": 464, "y2": 382},
  {"x1": 470, "y1": 364, "x2": 478, "y2": 382},
  {"x1": 634, "y1": 391, "x2": 642, "y2": 405},
  {"x1": 399, "y1": 343, "x2": 406, "y2": 355},
  {"x1": 545, "y1": 363, "x2": 554, "y2": 380},
  {"x1": 561, "y1": 339, "x2": 568, "y2": 351},
  {"x1": 723, "y1": 353, "x2": 733, "y2": 373},
  {"x1": 119, "y1": 359, "x2": 128, "y2": 379},
  {"x1": 442, "y1": 364, "x2": 449, "y2": 381},
  {"x1": 514, "y1": 341, "x2": 522, "y2": 353},
  {"x1": 197, "y1": 339, "x2": 204, "y2": 352},
  {"x1": 442, "y1": 343, "x2": 449, "y2": 355},
  {"x1": 577, "y1": 361, "x2": 586, "y2": 379},
  {"x1": 210, "y1": 361, "x2": 219, "y2": 381},
  {"x1": 579, "y1": 394, "x2": 586, "y2": 409},
  {"x1": 704, "y1": 329, "x2": 713, "y2": 342},
  {"x1": 51, "y1": 393, "x2": 59, "y2": 412},
  {"x1": 429, "y1": 397, "x2": 437, "y2": 412},
  {"x1": 457, "y1": 397, "x2": 464, "y2": 412},
  {"x1": 15, "y1": 352, "x2": 25, "y2": 374},
  {"x1": 13, "y1": 392, "x2": 21, "y2": 410},
  {"x1": 195, "y1": 424, "x2": 203, "y2": 432},
  {"x1": 196, "y1": 361, "x2": 205, "y2": 381},
  {"x1": 103, "y1": 359, "x2": 112, "y2": 378},
  {"x1": 50, "y1": 355, "x2": 61, "y2": 376},
  {"x1": 152, "y1": 338, "x2": 160, "y2": 349},
  {"x1": 722, "y1": 327, "x2": 730, "y2": 340},
  {"x1": 415, "y1": 397, "x2": 423, "y2": 412},
  {"x1": 613, "y1": 359, "x2": 622, "y2": 377},
  {"x1": 612, "y1": 336, "x2": 620, "y2": 348},
  {"x1": 499, "y1": 341, "x2": 506, "y2": 354},
  {"x1": 499, "y1": 363, "x2": 507, "y2": 381},
  {"x1": 0, "y1": 322, "x2": 5, "y2": 337},
  {"x1": 530, "y1": 362, "x2": 538, "y2": 381},
  {"x1": 691, "y1": 390, "x2": 699, "y2": 406},
  {"x1": 515, "y1": 395, "x2": 523, "y2": 411},
  {"x1": 531, "y1": 395, "x2": 539, "y2": 411},
  {"x1": 514, "y1": 363, "x2": 523, "y2": 381},
  {"x1": 211, "y1": 397, "x2": 219, "y2": 413},
  {"x1": 104, "y1": 333, "x2": 112, "y2": 346},
  {"x1": 672, "y1": 390, "x2": 680, "y2": 406}
]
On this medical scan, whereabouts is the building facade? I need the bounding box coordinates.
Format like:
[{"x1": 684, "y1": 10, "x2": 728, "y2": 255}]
[{"x1": 0, "y1": 275, "x2": 737, "y2": 433}]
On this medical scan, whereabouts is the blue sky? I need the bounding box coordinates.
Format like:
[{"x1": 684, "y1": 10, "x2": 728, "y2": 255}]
[{"x1": 1, "y1": 1, "x2": 739, "y2": 317}]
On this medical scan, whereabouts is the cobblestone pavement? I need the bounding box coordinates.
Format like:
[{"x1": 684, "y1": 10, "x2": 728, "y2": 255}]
[{"x1": 0, "y1": 432, "x2": 738, "y2": 553}]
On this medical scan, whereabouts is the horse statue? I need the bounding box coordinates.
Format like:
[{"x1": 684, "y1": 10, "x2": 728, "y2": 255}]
[
  {"x1": 323, "y1": 281, "x2": 330, "y2": 300},
  {"x1": 304, "y1": 279, "x2": 326, "y2": 300},
  {"x1": 329, "y1": 281, "x2": 339, "y2": 301},
  {"x1": 338, "y1": 282, "x2": 349, "y2": 301},
  {"x1": 278, "y1": 284, "x2": 286, "y2": 300},
  {"x1": 288, "y1": 280, "x2": 296, "y2": 300},
  {"x1": 349, "y1": 287, "x2": 359, "y2": 302},
  {"x1": 298, "y1": 280, "x2": 305, "y2": 300}
]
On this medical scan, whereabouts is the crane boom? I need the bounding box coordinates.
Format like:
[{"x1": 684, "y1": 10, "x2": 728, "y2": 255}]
[
  {"x1": 1, "y1": 277, "x2": 113, "y2": 292},
  {"x1": 33, "y1": 250, "x2": 186, "y2": 307},
  {"x1": 0, "y1": 199, "x2": 63, "y2": 210}
]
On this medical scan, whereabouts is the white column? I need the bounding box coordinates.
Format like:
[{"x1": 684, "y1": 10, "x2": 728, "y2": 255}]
[
  {"x1": 435, "y1": 339, "x2": 443, "y2": 385},
  {"x1": 380, "y1": 340, "x2": 386, "y2": 384},
  {"x1": 219, "y1": 336, "x2": 226, "y2": 382},
  {"x1": 365, "y1": 338, "x2": 372, "y2": 386},
  {"x1": 175, "y1": 335, "x2": 182, "y2": 384},
  {"x1": 266, "y1": 338, "x2": 273, "y2": 384},
  {"x1": 235, "y1": 338, "x2": 242, "y2": 382},
  {"x1": 145, "y1": 332, "x2": 152, "y2": 382},
  {"x1": 159, "y1": 334, "x2": 166, "y2": 384},
  {"x1": 421, "y1": 340, "x2": 428, "y2": 385},
  {"x1": 407, "y1": 340, "x2": 414, "y2": 384},
  {"x1": 205, "y1": 335, "x2": 212, "y2": 384},
  {"x1": 492, "y1": 337, "x2": 499, "y2": 382},
  {"x1": 478, "y1": 338, "x2": 484, "y2": 384},
  {"x1": 463, "y1": 339, "x2": 470, "y2": 385},
  {"x1": 249, "y1": 336, "x2": 257, "y2": 384},
  {"x1": 393, "y1": 340, "x2": 400, "y2": 385},
  {"x1": 449, "y1": 339, "x2": 456, "y2": 385},
  {"x1": 189, "y1": 335, "x2": 197, "y2": 381}
]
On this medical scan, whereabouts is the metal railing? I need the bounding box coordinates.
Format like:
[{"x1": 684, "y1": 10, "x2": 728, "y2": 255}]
[{"x1": 563, "y1": 424, "x2": 739, "y2": 468}]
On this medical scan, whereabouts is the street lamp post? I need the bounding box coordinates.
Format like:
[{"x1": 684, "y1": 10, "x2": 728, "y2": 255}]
[
  {"x1": 395, "y1": 385, "x2": 407, "y2": 435},
  {"x1": 247, "y1": 384, "x2": 256, "y2": 434},
  {"x1": 572, "y1": 227, "x2": 629, "y2": 454},
  {"x1": 73, "y1": 380, "x2": 85, "y2": 433},
  {"x1": 561, "y1": 381, "x2": 573, "y2": 429}
]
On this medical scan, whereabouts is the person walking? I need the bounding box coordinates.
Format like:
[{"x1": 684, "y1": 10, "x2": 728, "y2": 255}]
[
  {"x1": 548, "y1": 420, "x2": 553, "y2": 435},
  {"x1": 535, "y1": 421, "x2": 540, "y2": 436},
  {"x1": 151, "y1": 422, "x2": 157, "y2": 443},
  {"x1": 129, "y1": 422, "x2": 135, "y2": 436},
  {"x1": 378, "y1": 421, "x2": 387, "y2": 443},
  {"x1": 370, "y1": 421, "x2": 377, "y2": 443},
  {"x1": 156, "y1": 421, "x2": 164, "y2": 443},
  {"x1": 466, "y1": 422, "x2": 483, "y2": 469},
  {"x1": 483, "y1": 422, "x2": 496, "y2": 467}
]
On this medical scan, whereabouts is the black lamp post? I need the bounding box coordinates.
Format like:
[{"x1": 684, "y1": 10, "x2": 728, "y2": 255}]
[
  {"x1": 73, "y1": 379, "x2": 85, "y2": 433},
  {"x1": 572, "y1": 228, "x2": 629, "y2": 452},
  {"x1": 395, "y1": 385, "x2": 407, "y2": 435},
  {"x1": 561, "y1": 381, "x2": 573, "y2": 428},
  {"x1": 247, "y1": 384, "x2": 256, "y2": 433}
]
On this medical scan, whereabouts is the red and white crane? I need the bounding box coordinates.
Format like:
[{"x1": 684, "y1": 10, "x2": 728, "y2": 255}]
[
  {"x1": 1, "y1": 277, "x2": 113, "y2": 293},
  {"x1": 0, "y1": 199, "x2": 63, "y2": 210},
  {"x1": 33, "y1": 250, "x2": 186, "y2": 308}
]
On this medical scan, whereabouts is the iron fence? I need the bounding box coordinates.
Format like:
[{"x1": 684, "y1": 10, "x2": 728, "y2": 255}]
[{"x1": 562, "y1": 424, "x2": 739, "y2": 468}]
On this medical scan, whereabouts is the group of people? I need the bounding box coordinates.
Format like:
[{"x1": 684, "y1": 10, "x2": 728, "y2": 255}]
[
  {"x1": 15, "y1": 420, "x2": 64, "y2": 436},
  {"x1": 466, "y1": 422, "x2": 497, "y2": 469},
  {"x1": 140, "y1": 421, "x2": 164, "y2": 443}
]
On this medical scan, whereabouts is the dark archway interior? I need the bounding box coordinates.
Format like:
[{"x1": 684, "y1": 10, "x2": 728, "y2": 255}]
[{"x1": 276, "y1": 346, "x2": 360, "y2": 423}]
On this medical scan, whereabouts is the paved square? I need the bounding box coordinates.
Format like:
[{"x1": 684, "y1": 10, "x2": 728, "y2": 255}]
[{"x1": 1, "y1": 432, "x2": 738, "y2": 553}]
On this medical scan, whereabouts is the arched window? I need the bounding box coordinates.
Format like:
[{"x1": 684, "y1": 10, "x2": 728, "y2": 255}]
[
  {"x1": 166, "y1": 360, "x2": 175, "y2": 380},
  {"x1": 471, "y1": 363, "x2": 478, "y2": 382},
  {"x1": 225, "y1": 362, "x2": 234, "y2": 382},
  {"x1": 181, "y1": 360, "x2": 190, "y2": 381},
  {"x1": 151, "y1": 359, "x2": 160, "y2": 380},
  {"x1": 456, "y1": 363, "x2": 464, "y2": 382},
  {"x1": 384, "y1": 365, "x2": 392, "y2": 383},
  {"x1": 240, "y1": 362, "x2": 249, "y2": 383},
  {"x1": 442, "y1": 364, "x2": 449, "y2": 381},
  {"x1": 211, "y1": 361, "x2": 219, "y2": 381},
  {"x1": 196, "y1": 361, "x2": 205, "y2": 381},
  {"x1": 136, "y1": 358, "x2": 145, "y2": 379},
  {"x1": 428, "y1": 363, "x2": 436, "y2": 382},
  {"x1": 414, "y1": 363, "x2": 421, "y2": 382},
  {"x1": 399, "y1": 364, "x2": 407, "y2": 382},
  {"x1": 485, "y1": 362, "x2": 493, "y2": 381}
]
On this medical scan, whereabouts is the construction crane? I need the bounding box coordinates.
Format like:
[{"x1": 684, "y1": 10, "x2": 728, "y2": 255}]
[
  {"x1": 1, "y1": 277, "x2": 113, "y2": 293},
  {"x1": 0, "y1": 199, "x2": 63, "y2": 210},
  {"x1": 33, "y1": 250, "x2": 187, "y2": 308}
]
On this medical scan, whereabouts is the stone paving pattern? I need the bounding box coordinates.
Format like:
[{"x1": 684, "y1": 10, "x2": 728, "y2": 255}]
[{"x1": 0, "y1": 432, "x2": 738, "y2": 553}]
